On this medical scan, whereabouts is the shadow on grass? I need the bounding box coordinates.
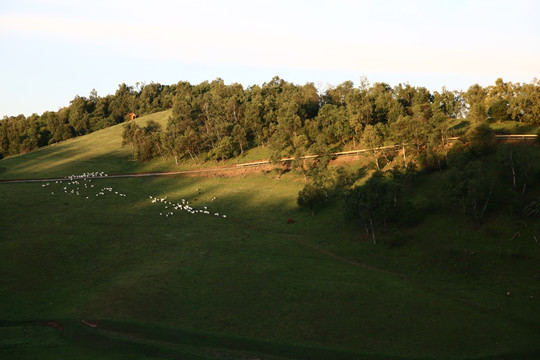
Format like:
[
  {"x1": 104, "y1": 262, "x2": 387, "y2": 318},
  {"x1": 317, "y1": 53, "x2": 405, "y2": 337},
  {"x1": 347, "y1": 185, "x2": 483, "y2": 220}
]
[
  {"x1": 2, "y1": 173, "x2": 540, "y2": 360},
  {"x1": 65, "y1": 318, "x2": 423, "y2": 360},
  {"x1": 1, "y1": 318, "x2": 540, "y2": 360},
  {"x1": 0, "y1": 151, "x2": 141, "y2": 180}
]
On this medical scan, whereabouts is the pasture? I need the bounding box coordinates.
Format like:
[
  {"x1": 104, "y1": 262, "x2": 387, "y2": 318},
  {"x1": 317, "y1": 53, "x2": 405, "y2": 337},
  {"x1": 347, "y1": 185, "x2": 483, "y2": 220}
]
[
  {"x1": 1, "y1": 112, "x2": 539, "y2": 359},
  {"x1": 0, "y1": 110, "x2": 172, "y2": 180}
]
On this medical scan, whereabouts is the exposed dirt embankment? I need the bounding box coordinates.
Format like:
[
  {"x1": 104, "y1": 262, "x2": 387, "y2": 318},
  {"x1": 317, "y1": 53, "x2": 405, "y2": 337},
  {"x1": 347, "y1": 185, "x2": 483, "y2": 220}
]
[{"x1": 182, "y1": 164, "x2": 278, "y2": 178}]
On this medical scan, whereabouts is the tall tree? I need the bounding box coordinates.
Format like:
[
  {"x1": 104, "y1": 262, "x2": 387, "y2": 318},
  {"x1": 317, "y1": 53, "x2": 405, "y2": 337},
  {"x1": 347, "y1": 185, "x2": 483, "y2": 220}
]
[
  {"x1": 345, "y1": 174, "x2": 400, "y2": 244},
  {"x1": 361, "y1": 124, "x2": 386, "y2": 170},
  {"x1": 464, "y1": 84, "x2": 488, "y2": 124}
]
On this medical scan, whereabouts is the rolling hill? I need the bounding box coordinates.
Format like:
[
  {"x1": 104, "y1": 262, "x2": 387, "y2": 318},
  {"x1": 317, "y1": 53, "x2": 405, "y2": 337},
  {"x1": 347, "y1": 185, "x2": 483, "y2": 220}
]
[{"x1": 1, "y1": 111, "x2": 539, "y2": 359}]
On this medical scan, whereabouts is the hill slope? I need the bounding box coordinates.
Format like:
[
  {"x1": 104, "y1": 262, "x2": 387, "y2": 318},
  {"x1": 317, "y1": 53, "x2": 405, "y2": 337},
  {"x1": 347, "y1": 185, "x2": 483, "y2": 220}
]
[
  {"x1": 0, "y1": 110, "x2": 172, "y2": 180},
  {"x1": 1, "y1": 116, "x2": 539, "y2": 359}
]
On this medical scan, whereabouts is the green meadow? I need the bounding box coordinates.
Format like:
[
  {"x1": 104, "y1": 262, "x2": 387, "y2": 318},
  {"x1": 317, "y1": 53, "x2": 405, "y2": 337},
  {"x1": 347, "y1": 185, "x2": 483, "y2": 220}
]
[
  {"x1": 0, "y1": 110, "x2": 173, "y2": 180},
  {"x1": 1, "y1": 111, "x2": 539, "y2": 359}
]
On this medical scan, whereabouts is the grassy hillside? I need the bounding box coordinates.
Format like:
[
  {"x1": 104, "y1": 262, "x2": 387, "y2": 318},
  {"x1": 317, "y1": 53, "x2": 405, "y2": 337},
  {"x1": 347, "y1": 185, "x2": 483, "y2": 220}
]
[
  {"x1": 0, "y1": 110, "x2": 273, "y2": 181},
  {"x1": 491, "y1": 121, "x2": 540, "y2": 134},
  {"x1": 0, "y1": 111, "x2": 174, "y2": 180},
  {"x1": 1, "y1": 115, "x2": 539, "y2": 359}
]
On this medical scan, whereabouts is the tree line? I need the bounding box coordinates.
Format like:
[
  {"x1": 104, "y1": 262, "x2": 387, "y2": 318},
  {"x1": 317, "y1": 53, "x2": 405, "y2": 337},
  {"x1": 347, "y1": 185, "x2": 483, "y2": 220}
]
[
  {"x1": 295, "y1": 125, "x2": 540, "y2": 244},
  {"x1": 350, "y1": 127, "x2": 539, "y2": 241},
  {"x1": 121, "y1": 77, "x2": 540, "y2": 167},
  {"x1": 0, "y1": 82, "x2": 175, "y2": 158},
  {"x1": 2, "y1": 77, "x2": 540, "y2": 162}
]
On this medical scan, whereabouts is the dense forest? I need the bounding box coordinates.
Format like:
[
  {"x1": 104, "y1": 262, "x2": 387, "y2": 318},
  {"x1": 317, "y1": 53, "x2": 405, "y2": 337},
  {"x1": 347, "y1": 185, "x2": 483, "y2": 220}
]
[{"x1": 1, "y1": 77, "x2": 539, "y2": 163}]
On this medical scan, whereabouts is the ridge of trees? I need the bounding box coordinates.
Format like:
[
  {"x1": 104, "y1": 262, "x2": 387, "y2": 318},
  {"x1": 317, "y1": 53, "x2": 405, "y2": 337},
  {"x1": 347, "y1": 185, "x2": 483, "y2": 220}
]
[
  {"x1": 120, "y1": 77, "x2": 540, "y2": 166},
  {"x1": 2, "y1": 77, "x2": 540, "y2": 162}
]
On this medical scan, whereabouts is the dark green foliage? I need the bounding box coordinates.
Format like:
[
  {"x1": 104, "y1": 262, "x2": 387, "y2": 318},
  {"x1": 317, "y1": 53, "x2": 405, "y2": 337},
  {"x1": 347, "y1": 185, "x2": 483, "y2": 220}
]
[
  {"x1": 2, "y1": 78, "x2": 540, "y2": 168},
  {"x1": 496, "y1": 143, "x2": 538, "y2": 194},
  {"x1": 445, "y1": 127, "x2": 500, "y2": 223},
  {"x1": 361, "y1": 124, "x2": 386, "y2": 170},
  {"x1": 444, "y1": 132, "x2": 540, "y2": 224},
  {"x1": 297, "y1": 162, "x2": 360, "y2": 215},
  {"x1": 445, "y1": 159, "x2": 501, "y2": 224},
  {"x1": 121, "y1": 120, "x2": 163, "y2": 162},
  {"x1": 496, "y1": 143, "x2": 540, "y2": 219},
  {"x1": 297, "y1": 182, "x2": 328, "y2": 215},
  {"x1": 463, "y1": 123, "x2": 497, "y2": 156},
  {"x1": 488, "y1": 99, "x2": 510, "y2": 122},
  {"x1": 464, "y1": 84, "x2": 488, "y2": 123},
  {"x1": 344, "y1": 172, "x2": 401, "y2": 244},
  {"x1": 399, "y1": 193, "x2": 433, "y2": 227},
  {"x1": 208, "y1": 136, "x2": 236, "y2": 161}
]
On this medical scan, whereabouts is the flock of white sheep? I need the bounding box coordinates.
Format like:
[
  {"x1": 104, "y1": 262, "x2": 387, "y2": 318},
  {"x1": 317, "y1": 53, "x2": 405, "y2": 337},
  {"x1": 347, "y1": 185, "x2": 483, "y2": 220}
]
[
  {"x1": 41, "y1": 172, "x2": 126, "y2": 199},
  {"x1": 149, "y1": 195, "x2": 227, "y2": 219},
  {"x1": 41, "y1": 171, "x2": 227, "y2": 220}
]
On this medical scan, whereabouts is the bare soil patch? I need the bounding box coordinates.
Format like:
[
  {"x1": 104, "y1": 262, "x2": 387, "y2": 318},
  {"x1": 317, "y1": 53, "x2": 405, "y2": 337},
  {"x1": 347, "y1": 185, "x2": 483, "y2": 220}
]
[
  {"x1": 182, "y1": 164, "x2": 278, "y2": 178},
  {"x1": 330, "y1": 155, "x2": 362, "y2": 166}
]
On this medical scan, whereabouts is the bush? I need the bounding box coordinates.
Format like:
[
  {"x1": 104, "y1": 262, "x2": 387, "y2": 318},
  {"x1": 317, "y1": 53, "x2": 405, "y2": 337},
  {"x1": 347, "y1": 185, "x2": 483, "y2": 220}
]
[
  {"x1": 399, "y1": 194, "x2": 433, "y2": 227},
  {"x1": 344, "y1": 174, "x2": 401, "y2": 244},
  {"x1": 464, "y1": 123, "x2": 496, "y2": 156},
  {"x1": 297, "y1": 183, "x2": 328, "y2": 215}
]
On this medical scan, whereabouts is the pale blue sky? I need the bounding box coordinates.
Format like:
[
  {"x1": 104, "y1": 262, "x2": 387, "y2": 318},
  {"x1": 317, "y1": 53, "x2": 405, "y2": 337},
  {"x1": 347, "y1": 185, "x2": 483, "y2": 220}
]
[{"x1": 1, "y1": 0, "x2": 539, "y2": 117}]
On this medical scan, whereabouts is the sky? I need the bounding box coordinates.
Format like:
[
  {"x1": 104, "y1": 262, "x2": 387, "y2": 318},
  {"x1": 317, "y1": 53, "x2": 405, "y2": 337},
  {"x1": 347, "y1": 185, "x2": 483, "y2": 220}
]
[{"x1": 1, "y1": 0, "x2": 539, "y2": 117}]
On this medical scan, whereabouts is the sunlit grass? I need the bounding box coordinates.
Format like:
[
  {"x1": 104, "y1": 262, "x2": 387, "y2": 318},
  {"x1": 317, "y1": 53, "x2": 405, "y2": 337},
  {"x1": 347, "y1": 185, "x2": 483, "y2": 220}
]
[
  {"x1": 490, "y1": 120, "x2": 539, "y2": 134},
  {"x1": 0, "y1": 110, "x2": 172, "y2": 180}
]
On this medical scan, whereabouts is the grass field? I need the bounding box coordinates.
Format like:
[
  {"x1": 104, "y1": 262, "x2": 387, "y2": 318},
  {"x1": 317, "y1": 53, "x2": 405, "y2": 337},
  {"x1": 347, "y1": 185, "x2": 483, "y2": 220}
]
[
  {"x1": 0, "y1": 111, "x2": 174, "y2": 180},
  {"x1": 0, "y1": 110, "x2": 273, "y2": 181},
  {"x1": 1, "y1": 111, "x2": 539, "y2": 359},
  {"x1": 490, "y1": 121, "x2": 540, "y2": 135}
]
